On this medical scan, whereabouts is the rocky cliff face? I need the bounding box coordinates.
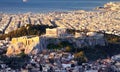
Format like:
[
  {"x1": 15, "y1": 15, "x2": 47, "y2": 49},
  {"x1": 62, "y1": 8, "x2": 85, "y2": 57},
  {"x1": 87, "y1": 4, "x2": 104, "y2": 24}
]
[
  {"x1": 6, "y1": 36, "x2": 41, "y2": 56},
  {"x1": 6, "y1": 42, "x2": 39, "y2": 56}
]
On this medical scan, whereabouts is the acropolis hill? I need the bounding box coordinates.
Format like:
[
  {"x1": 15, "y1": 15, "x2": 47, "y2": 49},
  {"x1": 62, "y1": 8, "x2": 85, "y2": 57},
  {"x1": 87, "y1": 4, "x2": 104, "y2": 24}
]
[{"x1": 0, "y1": 2, "x2": 120, "y2": 36}]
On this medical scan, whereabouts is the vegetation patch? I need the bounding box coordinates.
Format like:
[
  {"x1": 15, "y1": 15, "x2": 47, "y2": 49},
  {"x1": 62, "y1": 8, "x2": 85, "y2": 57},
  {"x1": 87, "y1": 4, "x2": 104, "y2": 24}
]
[
  {"x1": 0, "y1": 24, "x2": 56, "y2": 40},
  {"x1": 104, "y1": 33, "x2": 120, "y2": 44}
]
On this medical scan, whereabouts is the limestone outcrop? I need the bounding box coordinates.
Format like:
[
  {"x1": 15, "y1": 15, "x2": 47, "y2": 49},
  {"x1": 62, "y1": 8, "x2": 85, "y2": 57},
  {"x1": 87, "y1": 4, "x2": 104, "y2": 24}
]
[
  {"x1": 6, "y1": 36, "x2": 41, "y2": 56},
  {"x1": 6, "y1": 42, "x2": 40, "y2": 56}
]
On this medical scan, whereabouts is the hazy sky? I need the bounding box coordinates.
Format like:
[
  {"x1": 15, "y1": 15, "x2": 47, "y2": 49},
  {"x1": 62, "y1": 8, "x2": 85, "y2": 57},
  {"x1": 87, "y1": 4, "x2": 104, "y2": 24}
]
[
  {"x1": 0, "y1": 0, "x2": 119, "y2": 3},
  {"x1": 1, "y1": 0, "x2": 119, "y2": 1}
]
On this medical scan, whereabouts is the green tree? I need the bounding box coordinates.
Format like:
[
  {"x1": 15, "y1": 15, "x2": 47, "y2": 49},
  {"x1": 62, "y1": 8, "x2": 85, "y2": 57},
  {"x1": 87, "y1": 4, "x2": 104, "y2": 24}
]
[
  {"x1": 65, "y1": 46, "x2": 71, "y2": 52},
  {"x1": 47, "y1": 43, "x2": 55, "y2": 50},
  {"x1": 74, "y1": 51, "x2": 88, "y2": 65}
]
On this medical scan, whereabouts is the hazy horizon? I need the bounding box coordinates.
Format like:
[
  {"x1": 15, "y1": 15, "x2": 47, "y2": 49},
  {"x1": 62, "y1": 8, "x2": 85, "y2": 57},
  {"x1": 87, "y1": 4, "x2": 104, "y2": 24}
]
[{"x1": 0, "y1": 0, "x2": 120, "y2": 13}]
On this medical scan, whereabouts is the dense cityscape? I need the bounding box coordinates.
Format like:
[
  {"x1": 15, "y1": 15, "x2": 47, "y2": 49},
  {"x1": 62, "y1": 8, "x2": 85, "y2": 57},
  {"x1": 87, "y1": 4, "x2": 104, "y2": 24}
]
[{"x1": 0, "y1": 1, "x2": 119, "y2": 72}]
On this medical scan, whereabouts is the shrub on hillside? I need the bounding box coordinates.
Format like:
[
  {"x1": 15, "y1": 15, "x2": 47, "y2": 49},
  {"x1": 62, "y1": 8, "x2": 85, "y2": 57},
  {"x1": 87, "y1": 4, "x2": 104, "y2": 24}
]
[
  {"x1": 0, "y1": 24, "x2": 56, "y2": 40},
  {"x1": 74, "y1": 51, "x2": 88, "y2": 65}
]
